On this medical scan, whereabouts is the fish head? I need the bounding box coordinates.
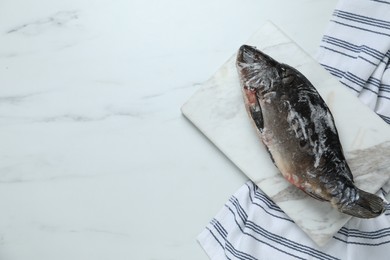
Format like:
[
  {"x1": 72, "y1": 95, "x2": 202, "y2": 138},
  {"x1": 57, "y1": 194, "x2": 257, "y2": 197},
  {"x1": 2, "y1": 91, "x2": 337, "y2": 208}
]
[
  {"x1": 236, "y1": 45, "x2": 281, "y2": 92},
  {"x1": 236, "y1": 45, "x2": 277, "y2": 67}
]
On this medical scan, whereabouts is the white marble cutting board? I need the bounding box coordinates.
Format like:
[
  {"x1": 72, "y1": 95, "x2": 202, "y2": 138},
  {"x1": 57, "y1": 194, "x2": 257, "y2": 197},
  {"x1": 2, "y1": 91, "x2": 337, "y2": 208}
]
[{"x1": 181, "y1": 21, "x2": 390, "y2": 247}]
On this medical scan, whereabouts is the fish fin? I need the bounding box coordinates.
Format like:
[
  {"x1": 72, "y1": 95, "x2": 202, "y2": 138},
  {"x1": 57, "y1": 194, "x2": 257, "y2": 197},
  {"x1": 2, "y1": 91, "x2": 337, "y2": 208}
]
[
  {"x1": 302, "y1": 190, "x2": 327, "y2": 202},
  {"x1": 250, "y1": 106, "x2": 264, "y2": 131},
  {"x1": 339, "y1": 188, "x2": 385, "y2": 218},
  {"x1": 265, "y1": 146, "x2": 275, "y2": 164}
]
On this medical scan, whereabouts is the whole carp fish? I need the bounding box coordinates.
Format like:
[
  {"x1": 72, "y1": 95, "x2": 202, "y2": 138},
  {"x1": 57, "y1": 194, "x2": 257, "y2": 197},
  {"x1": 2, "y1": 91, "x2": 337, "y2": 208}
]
[{"x1": 236, "y1": 45, "x2": 385, "y2": 218}]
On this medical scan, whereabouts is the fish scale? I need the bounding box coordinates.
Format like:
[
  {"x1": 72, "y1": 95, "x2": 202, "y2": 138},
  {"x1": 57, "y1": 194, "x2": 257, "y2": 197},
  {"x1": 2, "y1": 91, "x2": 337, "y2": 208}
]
[{"x1": 236, "y1": 44, "x2": 385, "y2": 218}]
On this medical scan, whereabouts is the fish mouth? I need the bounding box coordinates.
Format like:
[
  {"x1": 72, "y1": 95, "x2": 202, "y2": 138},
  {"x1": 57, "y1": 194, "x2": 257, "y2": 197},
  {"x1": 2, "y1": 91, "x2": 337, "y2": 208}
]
[{"x1": 236, "y1": 45, "x2": 276, "y2": 66}]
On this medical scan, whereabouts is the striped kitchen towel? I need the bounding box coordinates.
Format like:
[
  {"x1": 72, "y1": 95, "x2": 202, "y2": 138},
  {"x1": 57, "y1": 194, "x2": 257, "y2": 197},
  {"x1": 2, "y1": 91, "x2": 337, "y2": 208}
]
[
  {"x1": 198, "y1": 0, "x2": 390, "y2": 259},
  {"x1": 316, "y1": 0, "x2": 390, "y2": 123},
  {"x1": 198, "y1": 182, "x2": 390, "y2": 260}
]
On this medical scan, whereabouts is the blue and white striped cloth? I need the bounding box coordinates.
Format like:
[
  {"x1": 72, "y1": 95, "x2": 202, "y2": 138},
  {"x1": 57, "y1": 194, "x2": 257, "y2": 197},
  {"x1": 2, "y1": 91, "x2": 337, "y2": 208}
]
[
  {"x1": 316, "y1": 0, "x2": 390, "y2": 123},
  {"x1": 198, "y1": 1, "x2": 390, "y2": 259},
  {"x1": 198, "y1": 182, "x2": 390, "y2": 260}
]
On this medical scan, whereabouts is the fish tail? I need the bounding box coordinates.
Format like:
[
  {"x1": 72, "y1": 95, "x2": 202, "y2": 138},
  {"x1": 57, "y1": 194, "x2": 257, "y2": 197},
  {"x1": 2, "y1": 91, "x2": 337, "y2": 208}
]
[{"x1": 339, "y1": 188, "x2": 385, "y2": 218}]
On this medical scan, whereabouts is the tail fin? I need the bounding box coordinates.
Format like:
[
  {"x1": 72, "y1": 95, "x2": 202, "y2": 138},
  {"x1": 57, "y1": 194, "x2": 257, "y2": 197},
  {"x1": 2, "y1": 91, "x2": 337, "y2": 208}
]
[{"x1": 340, "y1": 188, "x2": 385, "y2": 219}]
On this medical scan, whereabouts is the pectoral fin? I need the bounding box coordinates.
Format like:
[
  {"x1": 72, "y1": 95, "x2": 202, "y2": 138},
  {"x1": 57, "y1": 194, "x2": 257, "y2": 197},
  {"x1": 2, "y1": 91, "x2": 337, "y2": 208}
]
[{"x1": 251, "y1": 108, "x2": 264, "y2": 131}]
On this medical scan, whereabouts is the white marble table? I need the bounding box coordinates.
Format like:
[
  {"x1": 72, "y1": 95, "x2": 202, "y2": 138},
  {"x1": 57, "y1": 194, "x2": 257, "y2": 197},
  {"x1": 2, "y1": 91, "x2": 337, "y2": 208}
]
[{"x1": 0, "y1": 1, "x2": 337, "y2": 259}]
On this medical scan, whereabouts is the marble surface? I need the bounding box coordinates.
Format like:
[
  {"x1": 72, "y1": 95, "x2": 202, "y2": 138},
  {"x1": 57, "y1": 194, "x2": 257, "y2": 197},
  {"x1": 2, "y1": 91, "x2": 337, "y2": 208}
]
[
  {"x1": 0, "y1": 0, "x2": 339, "y2": 259},
  {"x1": 181, "y1": 22, "x2": 390, "y2": 246}
]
